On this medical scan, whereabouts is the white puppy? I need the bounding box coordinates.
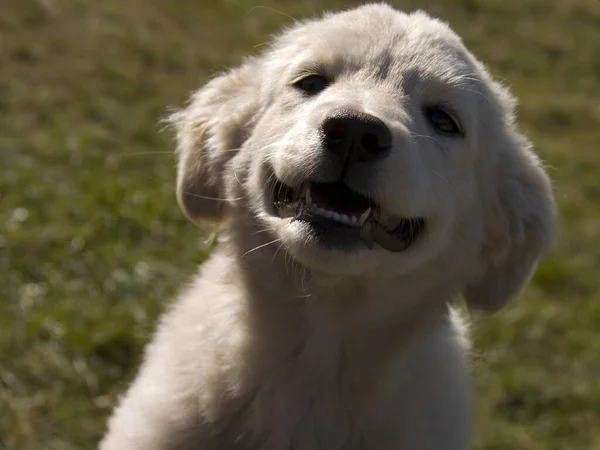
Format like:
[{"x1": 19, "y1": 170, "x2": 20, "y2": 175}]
[{"x1": 101, "y1": 3, "x2": 555, "y2": 449}]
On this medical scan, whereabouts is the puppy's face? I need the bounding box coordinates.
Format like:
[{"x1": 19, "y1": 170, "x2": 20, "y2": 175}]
[
  {"x1": 246, "y1": 9, "x2": 483, "y2": 277},
  {"x1": 173, "y1": 5, "x2": 555, "y2": 311}
]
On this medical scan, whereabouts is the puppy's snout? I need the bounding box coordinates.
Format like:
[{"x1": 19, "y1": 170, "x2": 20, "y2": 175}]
[{"x1": 322, "y1": 109, "x2": 391, "y2": 162}]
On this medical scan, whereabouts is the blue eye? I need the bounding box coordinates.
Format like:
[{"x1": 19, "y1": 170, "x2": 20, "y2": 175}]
[
  {"x1": 294, "y1": 75, "x2": 329, "y2": 95},
  {"x1": 425, "y1": 107, "x2": 462, "y2": 136}
]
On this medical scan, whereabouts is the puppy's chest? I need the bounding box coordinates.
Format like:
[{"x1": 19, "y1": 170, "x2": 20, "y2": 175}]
[
  {"x1": 231, "y1": 366, "x2": 371, "y2": 449},
  {"x1": 213, "y1": 347, "x2": 392, "y2": 450}
]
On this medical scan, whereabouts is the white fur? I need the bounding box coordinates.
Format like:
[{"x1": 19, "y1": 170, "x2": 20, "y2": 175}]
[{"x1": 101, "y1": 4, "x2": 555, "y2": 449}]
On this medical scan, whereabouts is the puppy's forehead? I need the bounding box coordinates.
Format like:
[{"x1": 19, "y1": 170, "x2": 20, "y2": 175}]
[{"x1": 272, "y1": 6, "x2": 475, "y2": 83}]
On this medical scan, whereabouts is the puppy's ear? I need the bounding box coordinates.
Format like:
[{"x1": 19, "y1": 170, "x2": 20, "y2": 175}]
[
  {"x1": 464, "y1": 84, "x2": 556, "y2": 313},
  {"x1": 169, "y1": 58, "x2": 260, "y2": 228}
]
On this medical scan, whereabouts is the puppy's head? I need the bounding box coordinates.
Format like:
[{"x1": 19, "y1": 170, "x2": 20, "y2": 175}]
[{"x1": 171, "y1": 4, "x2": 555, "y2": 312}]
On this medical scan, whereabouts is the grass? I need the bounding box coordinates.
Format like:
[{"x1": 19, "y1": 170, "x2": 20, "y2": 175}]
[{"x1": 1, "y1": 0, "x2": 599, "y2": 448}]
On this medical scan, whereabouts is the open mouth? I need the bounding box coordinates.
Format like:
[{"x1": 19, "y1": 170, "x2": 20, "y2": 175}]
[{"x1": 272, "y1": 179, "x2": 425, "y2": 252}]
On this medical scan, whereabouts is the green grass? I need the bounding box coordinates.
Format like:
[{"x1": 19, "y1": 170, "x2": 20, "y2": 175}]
[{"x1": 1, "y1": 0, "x2": 599, "y2": 448}]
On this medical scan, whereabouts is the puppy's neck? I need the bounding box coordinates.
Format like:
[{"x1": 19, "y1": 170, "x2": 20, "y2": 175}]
[{"x1": 224, "y1": 225, "x2": 455, "y2": 346}]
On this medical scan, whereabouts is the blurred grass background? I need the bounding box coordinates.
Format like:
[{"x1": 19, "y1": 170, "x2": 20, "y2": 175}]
[{"x1": 1, "y1": 0, "x2": 599, "y2": 448}]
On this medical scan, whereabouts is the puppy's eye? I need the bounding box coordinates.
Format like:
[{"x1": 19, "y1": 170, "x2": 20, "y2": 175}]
[
  {"x1": 294, "y1": 75, "x2": 329, "y2": 95},
  {"x1": 425, "y1": 108, "x2": 462, "y2": 136}
]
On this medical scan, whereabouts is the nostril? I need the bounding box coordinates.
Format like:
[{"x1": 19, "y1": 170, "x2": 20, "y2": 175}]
[
  {"x1": 324, "y1": 119, "x2": 346, "y2": 141},
  {"x1": 361, "y1": 133, "x2": 381, "y2": 153}
]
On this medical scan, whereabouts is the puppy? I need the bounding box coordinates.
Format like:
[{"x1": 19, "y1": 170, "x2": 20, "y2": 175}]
[{"x1": 101, "y1": 3, "x2": 555, "y2": 449}]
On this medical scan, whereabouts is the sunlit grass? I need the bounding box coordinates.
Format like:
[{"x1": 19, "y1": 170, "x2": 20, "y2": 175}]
[{"x1": 1, "y1": 0, "x2": 599, "y2": 448}]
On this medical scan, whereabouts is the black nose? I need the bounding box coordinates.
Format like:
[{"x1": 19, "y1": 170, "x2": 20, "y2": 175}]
[{"x1": 321, "y1": 109, "x2": 391, "y2": 162}]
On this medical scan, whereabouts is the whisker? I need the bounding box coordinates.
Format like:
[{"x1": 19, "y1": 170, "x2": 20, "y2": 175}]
[
  {"x1": 246, "y1": 5, "x2": 299, "y2": 23},
  {"x1": 299, "y1": 265, "x2": 309, "y2": 291},
  {"x1": 272, "y1": 241, "x2": 286, "y2": 263},
  {"x1": 284, "y1": 247, "x2": 293, "y2": 278},
  {"x1": 254, "y1": 227, "x2": 273, "y2": 235},
  {"x1": 429, "y1": 168, "x2": 452, "y2": 186},
  {"x1": 455, "y1": 85, "x2": 495, "y2": 103},
  {"x1": 123, "y1": 151, "x2": 174, "y2": 156},
  {"x1": 182, "y1": 191, "x2": 243, "y2": 202},
  {"x1": 242, "y1": 238, "x2": 282, "y2": 258},
  {"x1": 233, "y1": 167, "x2": 244, "y2": 189},
  {"x1": 409, "y1": 132, "x2": 444, "y2": 148},
  {"x1": 151, "y1": 179, "x2": 243, "y2": 202}
]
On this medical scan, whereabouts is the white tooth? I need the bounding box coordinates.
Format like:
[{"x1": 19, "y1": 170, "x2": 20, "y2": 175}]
[
  {"x1": 331, "y1": 212, "x2": 341, "y2": 221},
  {"x1": 359, "y1": 207, "x2": 372, "y2": 225},
  {"x1": 350, "y1": 216, "x2": 358, "y2": 225},
  {"x1": 316, "y1": 207, "x2": 326, "y2": 217},
  {"x1": 340, "y1": 214, "x2": 349, "y2": 224},
  {"x1": 305, "y1": 187, "x2": 312, "y2": 207},
  {"x1": 310, "y1": 203, "x2": 317, "y2": 212}
]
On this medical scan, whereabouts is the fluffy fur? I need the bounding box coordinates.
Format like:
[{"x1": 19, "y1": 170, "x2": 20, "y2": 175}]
[{"x1": 101, "y1": 4, "x2": 555, "y2": 449}]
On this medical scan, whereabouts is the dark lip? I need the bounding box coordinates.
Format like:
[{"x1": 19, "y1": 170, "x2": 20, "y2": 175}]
[{"x1": 269, "y1": 177, "x2": 426, "y2": 252}]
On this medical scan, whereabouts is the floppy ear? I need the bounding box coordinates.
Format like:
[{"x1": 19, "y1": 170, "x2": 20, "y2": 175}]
[
  {"x1": 169, "y1": 58, "x2": 261, "y2": 228},
  {"x1": 464, "y1": 84, "x2": 556, "y2": 313}
]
